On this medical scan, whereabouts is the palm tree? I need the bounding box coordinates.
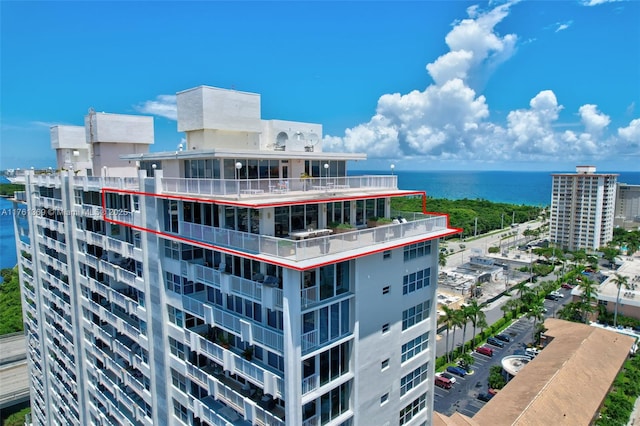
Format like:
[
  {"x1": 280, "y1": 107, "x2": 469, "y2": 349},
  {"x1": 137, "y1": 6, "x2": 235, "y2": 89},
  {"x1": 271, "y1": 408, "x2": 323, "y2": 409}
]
[
  {"x1": 612, "y1": 273, "x2": 630, "y2": 327},
  {"x1": 450, "y1": 309, "x2": 465, "y2": 358},
  {"x1": 577, "y1": 277, "x2": 599, "y2": 323},
  {"x1": 439, "y1": 251, "x2": 447, "y2": 268},
  {"x1": 460, "y1": 305, "x2": 472, "y2": 352},
  {"x1": 466, "y1": 300, "x2": 486, "y2": 348},
  {"x1": 442, "y1": 306, "x2": 458, "y2": 362},
  {"x1": 500, "y1": 299, "x2": 517, "y2": 318},
  {"x1": 526, "y1": 304, "x2": 546, "y2": 344}
]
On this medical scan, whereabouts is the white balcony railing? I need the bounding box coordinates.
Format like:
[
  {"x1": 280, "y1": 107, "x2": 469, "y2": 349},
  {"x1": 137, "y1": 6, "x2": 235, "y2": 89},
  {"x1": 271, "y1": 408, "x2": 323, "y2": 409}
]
[
  {"x1": 162, "y1": 175, "x2": 397, "y2": 197},
  {"x1": 178, "y1": 213, "x2": 448, "y2": 263}
]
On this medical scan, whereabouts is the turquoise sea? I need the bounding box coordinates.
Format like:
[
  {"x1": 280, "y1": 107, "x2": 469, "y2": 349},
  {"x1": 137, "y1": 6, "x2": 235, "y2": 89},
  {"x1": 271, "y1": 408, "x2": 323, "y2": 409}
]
[{"x1": 1, "y1": 171, "x2": 639, "y2": 269}]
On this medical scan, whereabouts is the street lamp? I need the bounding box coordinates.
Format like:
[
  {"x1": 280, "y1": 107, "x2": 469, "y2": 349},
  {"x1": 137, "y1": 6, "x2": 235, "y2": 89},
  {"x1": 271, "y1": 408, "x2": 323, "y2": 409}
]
[
  {"x1": 235, "y1": 162, "x2": 243, "y2": 197},
  {"x1": 390, "y1": 164, "x2": 395, "y2": 175}
]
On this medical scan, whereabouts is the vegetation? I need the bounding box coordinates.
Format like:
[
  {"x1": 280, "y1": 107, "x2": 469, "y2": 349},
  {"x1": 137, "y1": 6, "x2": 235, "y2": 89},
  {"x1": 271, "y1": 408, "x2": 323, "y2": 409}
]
[
  {"x1": 596, "y1": 355, "x2": 640, "y2": 425},
  {"x1": 488, "y1": 365, "x2": 506, "y2": 390},
  {"x1": 0, "y1": 183, "x2": 25, "y2": 197},
  {"x1": 391, "y1": 197, "x2": 544, "y2": 238},
  {"x1": 0, "y1": 267, "x2": 23, "y2": 335},
  {"x1": 3, "y1": 407, "x2": 31, "y2": 426}
]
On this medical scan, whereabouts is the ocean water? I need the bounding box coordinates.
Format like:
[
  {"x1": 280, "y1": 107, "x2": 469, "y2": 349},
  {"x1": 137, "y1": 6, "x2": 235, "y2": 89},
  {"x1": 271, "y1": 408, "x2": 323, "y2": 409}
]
[
  {"x1": 372, "y1": 170, "x2": 640, "y2": 206},
  {"x1": 1, "y1": 170, "x2": 639, "y2": 269},
  {"x1": 0, "y1": 176, "x2": 18, "y2": 269}
]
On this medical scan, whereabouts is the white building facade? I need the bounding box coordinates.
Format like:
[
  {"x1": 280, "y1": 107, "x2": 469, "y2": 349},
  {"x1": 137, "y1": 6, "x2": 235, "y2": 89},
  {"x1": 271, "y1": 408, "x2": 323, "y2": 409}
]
[
  {"x1": 549, "y1": 166, "x2": 617, "y2": 252},
  {"x1": 614, "y1": 183, "x2": 640, "y2": 231},
  {"x1": 13, "y1": 86, "x2": 457, "y2": 426}
]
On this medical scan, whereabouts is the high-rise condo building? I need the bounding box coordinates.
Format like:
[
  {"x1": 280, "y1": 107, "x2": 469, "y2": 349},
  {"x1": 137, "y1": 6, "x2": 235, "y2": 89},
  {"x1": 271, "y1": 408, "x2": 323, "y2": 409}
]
[
  {"x1": 13, "y1": 86, "x2": 458, "y2": 426},
  {"x1": 549, "y1": 166, "x2": 617, "y2": 252},
  {"x1": 614, "y1": 183, "x2": 640, "y2": 231}
]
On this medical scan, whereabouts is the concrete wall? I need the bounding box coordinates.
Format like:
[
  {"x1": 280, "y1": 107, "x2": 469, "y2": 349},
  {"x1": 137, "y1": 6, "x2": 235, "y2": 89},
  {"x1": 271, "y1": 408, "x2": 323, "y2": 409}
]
[
  {"x1": 177, "y1": 86, "x2": 261, "y2": 133},
  {"x1": 92, "y1": 142, "x2": 149, "y2": 171},
  {"x1": 185, "y1": 129, "x2": 260, "y2": 150},
  {"x1": 85, "y1": 112, "x2": 154, "y2": 144},
  {"x1": 51, "y1": 125, "x2": 86, "y2": 149},
  {"x1": 260, "y1": 120, "x2": 323, "y2": 152},
  {"x1": 353, "y1": 245, "x2": 436, "y2": 425}
]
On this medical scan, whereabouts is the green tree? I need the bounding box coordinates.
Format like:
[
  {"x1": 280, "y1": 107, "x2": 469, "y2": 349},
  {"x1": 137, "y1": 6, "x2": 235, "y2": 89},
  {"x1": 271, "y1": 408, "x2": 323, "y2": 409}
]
[
  {"x1": 450, "y1": 309, "x2": 466, "y2": 358},
  {"x1": 611, "y1": 273, "x2": 630, "y2": 328},
  {"x1": 0, "y1": 267, "x2": 24, "y2": 335},
  {"x1": 466, "y1": 300, "x2": 486, "y2": 348},
  {"x1": 577, "y1": 277, "x2": 599, "y2": 323},
  {"x1": 442, "y1": 306, "x2": 456, "y2": 363},
  {"x1": 438, "y1": 251, "x2": 447, "y2": 268},
  {"x1": 526, "y1": 304, "x2": 546, "y2": 344},
  {"x1": 488, "y1": 365, "x2": 506, "y2": 389}
]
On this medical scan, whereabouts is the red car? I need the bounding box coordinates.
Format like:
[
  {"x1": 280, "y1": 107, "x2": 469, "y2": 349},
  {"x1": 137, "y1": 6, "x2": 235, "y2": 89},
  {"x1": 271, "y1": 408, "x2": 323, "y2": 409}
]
[
  {"x1": 561, "y1": 283, "x2": 574, "y2": 289},
  {"x1": 476, "y1": 346, "x2": 494, "y2": 357}
]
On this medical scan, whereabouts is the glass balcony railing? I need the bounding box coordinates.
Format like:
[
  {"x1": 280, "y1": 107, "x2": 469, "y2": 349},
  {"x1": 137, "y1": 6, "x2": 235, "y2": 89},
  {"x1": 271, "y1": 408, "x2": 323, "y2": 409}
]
[
  {"x1": 162, "y1": 175, "x2": 397, "y2": 197},
  {"x1": 179, "y1": 213, "x2": 448, "y2": 263}
]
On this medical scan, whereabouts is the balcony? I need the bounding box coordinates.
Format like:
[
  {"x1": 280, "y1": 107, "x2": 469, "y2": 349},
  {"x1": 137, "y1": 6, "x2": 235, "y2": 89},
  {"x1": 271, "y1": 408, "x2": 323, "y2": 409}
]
[
  {"x1": 184, "y1": 261, "x2": 284, "y2": 310},
  {"x1": 72, "y1": 176, "x2": 140, "y2": 191},
  {"x1": 186, "y1": 364, "x2": 285, "y2": 426},
  {"x1": 179, "y1": 213, "x2": 448, "y2": 264},
  {"x1": 186, "y1": 329, "x2": 284, "y2": 399},
  {"x1": 162, "y1": 175, "x2": 397, "y2": 198}
]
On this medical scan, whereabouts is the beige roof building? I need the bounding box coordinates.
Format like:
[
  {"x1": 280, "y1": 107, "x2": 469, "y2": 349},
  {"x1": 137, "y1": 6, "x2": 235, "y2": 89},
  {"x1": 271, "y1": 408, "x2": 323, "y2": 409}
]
[{"x1": 434, "y1": 318, "x2": 635, "y2": 426}]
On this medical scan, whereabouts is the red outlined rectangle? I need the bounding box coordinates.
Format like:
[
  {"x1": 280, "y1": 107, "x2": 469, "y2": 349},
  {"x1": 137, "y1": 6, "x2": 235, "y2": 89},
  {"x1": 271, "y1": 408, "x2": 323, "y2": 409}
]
[{"x1": 101, "y1": 187, "x2": 461, "y2": 271}]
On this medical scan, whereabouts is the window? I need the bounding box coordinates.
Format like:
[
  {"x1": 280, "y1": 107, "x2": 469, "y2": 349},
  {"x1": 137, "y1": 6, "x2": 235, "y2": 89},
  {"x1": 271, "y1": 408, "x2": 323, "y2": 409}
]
[
  {"x1": 169, "y1": 337, "x2": 185, "y2": 360},
  {"x1": 381, "y1": 359, "x2": 390, "y2": 370},
  {"x1": 168, "y1": 306, "x2": 184, "y2": 327},
  {"x1": 164, "y1": 239, "x2": 180, "y2": 260},
  {"x1": 402, "y1": 301, "x2": 431, "y2": 331},
  {"x1": 399, "y1": 392, "x2": 427, "y2": 425},
  {"x1": 404, "y1": 241, "x2": 432, "y2": 261},
  {"x1": 380, "y1": 393, "x2": 389, "y2": 405},
  {"x1": 402, "y1": 268, "x2": 431, "y2": 295},
  {"x1": 383, "y1": 250, "x2": 392, "y2": 259},
  {"x1": 319, "y1": 342, "x2": 350, "y2": 386},
  {"x1": 171, "y1": 369, "x2": 187, "y2": 393},
  {"x1": 173, "y1": 399, "x2": 189, "y2": 423},
  {"x1": 382, "y1": 323, "x2": 390, "y2": 334},
  {"x1": 382, "y1": 286, "x2": 390, "y2": 295},
  {"x1": 400, "y1": 362, "x2": 428, "y2": 396},
  {"x1": 165, "y1": 272, "x2": 182, "y2": 294},
  {"x1": 401, "y1": 332, "x2": 429, "y2": 363}
]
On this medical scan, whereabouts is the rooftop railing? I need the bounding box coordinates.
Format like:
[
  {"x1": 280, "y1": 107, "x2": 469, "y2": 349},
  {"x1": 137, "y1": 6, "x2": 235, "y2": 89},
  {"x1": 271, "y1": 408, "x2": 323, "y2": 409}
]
[
  {"x1": 161, "y1": 175, "x2": 398, "y2": 197},
  {"x1": 179, "y1": 213, "x2": 447, "y2": 262}
]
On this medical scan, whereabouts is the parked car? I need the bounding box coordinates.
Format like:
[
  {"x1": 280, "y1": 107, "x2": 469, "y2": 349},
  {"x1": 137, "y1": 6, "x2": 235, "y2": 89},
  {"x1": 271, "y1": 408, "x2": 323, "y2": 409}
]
[
  {"x1": 446, "y1": 366, "x2": 468, "y2": 377},
  {"x1": 477, "y1": 392, "x2": 494, "y2": 402},
  {"x1": 525, "y1": 347, "x2": 540, "y2": 357},
  {"x1": 561, "y1": 283, "x2": 574, "y2": 289},
  {"x1": 436, "y1": 371, "x2": 457, "y2": 384},
  {"x1": 476, "y1": 346, "x2": 494, "y2": 357},
  {"x1": 545, "y1": 293, "x2": 561, "y2": 301},
  {"x1": 487, "y1": 337, "x2": 505, "y2": 348},
  {"x1": 495, "y1": 333, "x2": 511, "y2": 343},
  {"x1": 514, "y1": 350, "x2": 534, "y2": 359},
  {"x1": 435, "y1": 375, "x2": 453, "y2": 389}
]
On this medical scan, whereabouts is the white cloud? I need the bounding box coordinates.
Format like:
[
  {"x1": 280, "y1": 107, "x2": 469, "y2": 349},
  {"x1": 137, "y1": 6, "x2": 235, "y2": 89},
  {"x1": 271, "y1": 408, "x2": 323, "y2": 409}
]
[
  {"x1": 618, "y1": 118, "x2": 640, "y2": 143},
  {"x1": 555, "y1": 21, "x2": 573, "y2": 32},
  {"x1": 323, "y1": 1, "x2": 638, "y2": 166},
  {"x1": 134, "y1": 95, "x2": 177, "y2": 120},
  {"x1": 579, "y1": 104, "x2": 610, "y2": 134},
  {"x1": 580, "y1": 0, "x2": 623, "y2": 6}
]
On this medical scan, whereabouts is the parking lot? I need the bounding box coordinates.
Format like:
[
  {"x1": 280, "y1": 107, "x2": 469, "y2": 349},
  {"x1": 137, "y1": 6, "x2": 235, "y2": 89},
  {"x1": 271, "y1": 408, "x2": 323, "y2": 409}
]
[{"x1": 433, "y1": 287, "x2": 572, "y2": 417}]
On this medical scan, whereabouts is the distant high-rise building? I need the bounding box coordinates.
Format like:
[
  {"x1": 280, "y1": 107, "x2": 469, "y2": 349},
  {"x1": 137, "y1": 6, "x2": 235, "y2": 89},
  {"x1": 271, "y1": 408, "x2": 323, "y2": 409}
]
[
  {"x1": 614, "y1": 183, "x2": 640, "y2": 230},
  {"x1": 549, "y1": 166, "x2": 617, "y2": 252},
  {"x1": 13, "y1": 85, "x2": 458, "y2": 425}
]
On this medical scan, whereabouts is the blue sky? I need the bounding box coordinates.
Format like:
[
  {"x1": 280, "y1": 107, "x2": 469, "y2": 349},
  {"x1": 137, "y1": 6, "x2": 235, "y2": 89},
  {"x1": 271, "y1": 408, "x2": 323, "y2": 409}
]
[{"x1": 1, "y1": 0, "x2": 639, "y2": 171}]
